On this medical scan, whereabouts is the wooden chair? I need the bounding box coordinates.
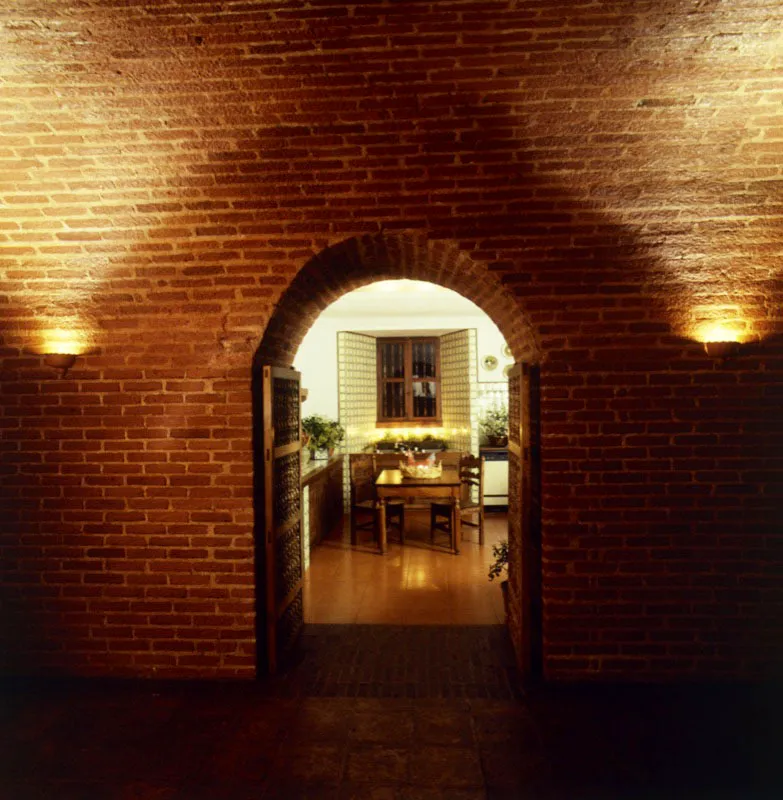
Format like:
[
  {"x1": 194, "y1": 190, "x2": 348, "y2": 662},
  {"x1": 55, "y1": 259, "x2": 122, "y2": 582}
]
[
  {"x1": 430, "y1": 454, "x2": 485, "y2": 546},
  {"x1": 349, "y1": 455, "x2": 404, "y2": 546}
]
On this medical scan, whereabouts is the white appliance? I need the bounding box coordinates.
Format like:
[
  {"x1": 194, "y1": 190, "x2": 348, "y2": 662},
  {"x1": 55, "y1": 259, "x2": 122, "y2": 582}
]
[{"x1": 481, "y1": 448, "x2": 508, "y2": 507}]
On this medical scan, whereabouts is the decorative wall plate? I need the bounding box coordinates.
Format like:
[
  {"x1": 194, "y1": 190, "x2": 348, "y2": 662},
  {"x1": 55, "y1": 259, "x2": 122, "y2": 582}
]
[
  {"x1": 482, "y1": 354, "x2": 498, "y2": 371},
  {"x1": 502, "y1": 344, "x2": 512, "y2": 358},
  {"x1": 503, "y1": 364, "x2": 513, "y2": 377}
]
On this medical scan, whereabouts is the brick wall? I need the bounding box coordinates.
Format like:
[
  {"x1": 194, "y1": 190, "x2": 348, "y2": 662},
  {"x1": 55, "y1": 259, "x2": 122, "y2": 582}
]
[{"x1": 1, "y1": 1, "x2": 782, "y2": 679}]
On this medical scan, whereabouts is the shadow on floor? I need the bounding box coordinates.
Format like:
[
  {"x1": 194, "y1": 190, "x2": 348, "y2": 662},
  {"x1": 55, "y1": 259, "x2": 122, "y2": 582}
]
[{"x1": 1, "y1": 625, "x2": 781, "y2": 798}]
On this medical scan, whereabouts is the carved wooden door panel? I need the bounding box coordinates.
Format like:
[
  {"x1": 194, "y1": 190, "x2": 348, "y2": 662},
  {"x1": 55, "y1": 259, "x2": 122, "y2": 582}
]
[
  {"x1": 260, "y1": 365, "x2": 304, "y2": 674},
  {"x1": 507, "y1": 362, "x2": 542, "y2": 682}
]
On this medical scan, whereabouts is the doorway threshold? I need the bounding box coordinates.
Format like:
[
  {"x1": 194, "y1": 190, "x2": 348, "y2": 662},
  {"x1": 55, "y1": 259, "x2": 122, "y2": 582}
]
[{"x1": 276, "y1": 624, "x2": 521, "y2": 700}]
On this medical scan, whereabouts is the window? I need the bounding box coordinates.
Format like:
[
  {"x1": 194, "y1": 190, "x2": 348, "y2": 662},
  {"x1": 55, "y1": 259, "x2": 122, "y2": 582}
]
[{"x1": 377, "y1": 336, "x2": 441, "y2": 425}]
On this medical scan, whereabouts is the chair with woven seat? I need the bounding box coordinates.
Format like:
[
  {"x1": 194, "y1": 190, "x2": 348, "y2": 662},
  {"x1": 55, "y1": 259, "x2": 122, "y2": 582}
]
[
  {"x1": 430, "y1": 454, "x2": 485, "y2": 547},
  {"x1": 349, "y1": 454, "x2": 404, "y2": 547}
]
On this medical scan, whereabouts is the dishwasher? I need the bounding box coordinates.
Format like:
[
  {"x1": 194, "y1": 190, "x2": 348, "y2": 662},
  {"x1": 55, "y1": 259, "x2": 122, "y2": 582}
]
[{"x1": 480, "y1": 448, "x2": 509, "y2": 508}]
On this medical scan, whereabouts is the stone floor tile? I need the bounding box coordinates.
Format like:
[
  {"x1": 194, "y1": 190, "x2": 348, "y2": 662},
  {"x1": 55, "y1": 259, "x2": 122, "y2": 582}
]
[
  {"x1": 4, "y1": 782, "x2": 119, "y2": 800},
  {"x1": 350, "y1": 710, "x2": 415, "y2": 745},
  {"x1": 114, "y1": 784, "x2": 185, "y2": 800},
  {"x1": 345, "y1": 744, "x2": 409, "y2": 784},
  {"x1": 337, "y1": 784, "x2": 404, "y2": 800},
  {"x1": 2, "y1": 629, "x2": 782, "y2": 799},
  {"x1": 409, "y1": 745, "x2": 484, "y2": 788},
  {"x1": 399, "y1": 789, "x2": 486, "y2": 800},
  {"x1": 261, "y1": 780, "x2": 339, "y2": 800},
  {"x1": 272, "y1": 742, "x2": 345, "y2": 786},
  {"x1": 471, "y1": 704, "x2": 540, "y2": 749},
  {"x1": 480, "y1": 748, "x2": 550, "y2": 794},
  {"x1": 285, "y1": 698, "x2": 356, "y2": 744},
  {"x1": 413, "y1": 706, "x2": 475, "y2": 746}
]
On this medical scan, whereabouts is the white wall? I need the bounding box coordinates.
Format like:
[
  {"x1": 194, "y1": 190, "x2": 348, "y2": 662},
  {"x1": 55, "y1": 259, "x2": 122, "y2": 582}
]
[{"x1": 294, "y1": 280, "x2": 511, "y2": 419}]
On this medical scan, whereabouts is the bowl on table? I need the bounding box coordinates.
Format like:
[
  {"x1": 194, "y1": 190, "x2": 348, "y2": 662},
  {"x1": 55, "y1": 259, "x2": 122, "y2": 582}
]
[{"x1": 398, "y1": 460, "x2": 442, "y2": 479}]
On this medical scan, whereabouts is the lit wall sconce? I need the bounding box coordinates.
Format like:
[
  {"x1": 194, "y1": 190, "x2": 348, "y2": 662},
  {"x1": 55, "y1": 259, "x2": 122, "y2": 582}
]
[
  {"x1": 44, "y1": 353, "x2": 78, "y2": 376},
  {"x1": 697, "y1": 322, "x2": 745, "y2": 361},
  {"x1": 703, "y1": 340, "x2": 740, "y2": 359},
  {"x1": 38, "y1": 328, "x2": 90, "y2": 377}
]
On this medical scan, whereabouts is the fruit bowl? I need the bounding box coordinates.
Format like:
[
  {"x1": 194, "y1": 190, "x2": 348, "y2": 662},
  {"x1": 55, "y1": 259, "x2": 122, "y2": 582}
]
[{"x1": 398, "y1": 461, "x2": 442, "y2": 479}]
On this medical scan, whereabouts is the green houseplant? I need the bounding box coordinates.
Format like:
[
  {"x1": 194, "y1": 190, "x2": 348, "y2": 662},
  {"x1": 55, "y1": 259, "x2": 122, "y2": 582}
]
[
  {"x1": 479, "y1": 402, "x2": 509, "y2": 447},
  {"x1": 488, "y1": 539, "x2": 509, "y2": 620},
  {"x1": 302, "y1": 414, "x2": 345, "y2": 459},
  {"x1": 374, "y1": 431, "x2": 448, "y2": 452}
]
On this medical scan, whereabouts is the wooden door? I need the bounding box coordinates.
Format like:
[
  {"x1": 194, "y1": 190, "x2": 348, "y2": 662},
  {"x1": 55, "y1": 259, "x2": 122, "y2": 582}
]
[
  {"x1": 259, "y1": 365, "x2": 304, "y2": 674},
  {"x1": 507, "y1": 362, "x2": 542, "y2": 682}
]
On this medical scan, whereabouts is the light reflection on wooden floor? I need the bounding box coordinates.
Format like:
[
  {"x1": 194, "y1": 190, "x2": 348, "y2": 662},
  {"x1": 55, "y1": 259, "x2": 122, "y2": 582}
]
[{"x1": 303, "y1": 510, "x2": 508, "y2": 625}]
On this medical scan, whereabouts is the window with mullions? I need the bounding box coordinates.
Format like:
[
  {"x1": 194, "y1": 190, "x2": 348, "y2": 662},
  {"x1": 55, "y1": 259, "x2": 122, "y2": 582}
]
[{"x1": 377, "y1": 336, "x2": 441, "y2": 425}]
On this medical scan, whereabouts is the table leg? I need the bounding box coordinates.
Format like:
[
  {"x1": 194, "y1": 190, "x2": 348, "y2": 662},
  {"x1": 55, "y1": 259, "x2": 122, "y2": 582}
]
[
  {"x1": 377, "y1": 498, "x2": 387, "y2": 555},
  {"x1": 451, "y1": 496, "x2": 461, "y2": 555}
]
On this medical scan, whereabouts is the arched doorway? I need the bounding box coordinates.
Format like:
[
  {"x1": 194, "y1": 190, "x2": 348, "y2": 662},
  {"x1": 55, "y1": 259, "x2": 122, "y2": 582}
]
[{"x1": 253, "y1": 231, "x2": 542, "y2": 679}]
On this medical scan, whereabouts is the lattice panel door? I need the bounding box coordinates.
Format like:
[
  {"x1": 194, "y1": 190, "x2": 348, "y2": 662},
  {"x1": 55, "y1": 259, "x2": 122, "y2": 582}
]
[
  {"x1": 506, "y1": 362, "x2": 542, "y2": 682},
  {"x1": 261, "y1": 366, "x2": 304, "y2": 674}
]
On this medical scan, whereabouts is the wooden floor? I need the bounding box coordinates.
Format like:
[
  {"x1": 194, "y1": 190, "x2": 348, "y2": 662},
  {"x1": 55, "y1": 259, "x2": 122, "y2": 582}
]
[{"x1": 303, "y1": 510, "x2": 508, "y2": 625}]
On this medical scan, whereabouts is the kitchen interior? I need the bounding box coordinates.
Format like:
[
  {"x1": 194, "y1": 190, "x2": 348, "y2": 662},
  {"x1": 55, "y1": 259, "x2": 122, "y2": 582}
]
[{"x1": 294, "y1": 280, "x2": 511, "y2": 625}]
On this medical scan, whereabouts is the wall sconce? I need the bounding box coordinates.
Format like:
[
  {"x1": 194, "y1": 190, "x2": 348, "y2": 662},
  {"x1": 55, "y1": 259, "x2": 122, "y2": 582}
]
[
  {"x1": 44, "y1": 353, "x2": 77, "y2": 376},
  {"x1": 703, "y1": 340, "x2": 741, "y2": 359},
  {"x1": 38, "y1": 328, "x2": 90, "y2": 377},
  {"x1": 697, "y1": 322, "x2": 744, "y2": 361}
]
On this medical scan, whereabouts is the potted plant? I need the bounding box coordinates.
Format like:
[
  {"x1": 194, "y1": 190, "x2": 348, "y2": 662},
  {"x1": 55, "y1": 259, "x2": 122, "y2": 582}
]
[
  {"x1": 418, "y1": 434, "x2": 447, "y2": 452},
  {"x1": 374, "y1": 432, "x2": 401, "y2": 452},
  {"x1": 488, "y1": 539, "x2": 509, "y2": 620},
  {"x1": 374, "y1": 432, "x2": 449, "y2": 453},
  {"x1": 479, "y1": 402, "x2": 509, "y2": 447},
  {"x1": 302, "y1": 414, "x2": 345, "y2": 460}
]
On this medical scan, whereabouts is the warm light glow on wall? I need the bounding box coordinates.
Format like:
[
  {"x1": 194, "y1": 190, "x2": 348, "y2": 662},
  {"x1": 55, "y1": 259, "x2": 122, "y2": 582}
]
[
  {"x1": 687, "y1": 303, "x2": 756, "y2": 345},
  {"x1": 695, "y1": 321, "x2": 744, "y2": 344},
  {"x1": 40, "y1": 327, "x2": 91, "y2": 355}
]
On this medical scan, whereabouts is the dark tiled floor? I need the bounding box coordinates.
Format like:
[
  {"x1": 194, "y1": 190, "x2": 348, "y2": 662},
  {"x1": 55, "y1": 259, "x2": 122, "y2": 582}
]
[
  {"x1": 2, "y1": 625, "x2": 782, "y2": 799},
  {"x1": 284, "y1": 625, "x2": 519, "y2": 699}
]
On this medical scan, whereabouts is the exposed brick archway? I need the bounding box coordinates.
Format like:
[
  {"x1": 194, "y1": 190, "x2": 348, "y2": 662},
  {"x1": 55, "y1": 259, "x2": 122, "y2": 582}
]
[
  {"x1": 253, "y1": 230, "x2": 540, "y2": 676},
  {"x1": 254, "y1": 231, "x2": 539, "y2": 368}
]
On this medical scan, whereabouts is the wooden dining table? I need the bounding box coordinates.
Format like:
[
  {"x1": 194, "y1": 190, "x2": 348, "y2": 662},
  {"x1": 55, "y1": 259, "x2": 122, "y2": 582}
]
[{"x1": 375, "y1": 467, "x2": 462, "y2": 555}]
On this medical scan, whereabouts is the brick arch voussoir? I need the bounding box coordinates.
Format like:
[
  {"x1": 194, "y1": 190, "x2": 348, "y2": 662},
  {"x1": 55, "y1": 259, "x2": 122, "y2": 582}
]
[{"x1": 255, "y1": 232, "x2": 538, "y2": 368}]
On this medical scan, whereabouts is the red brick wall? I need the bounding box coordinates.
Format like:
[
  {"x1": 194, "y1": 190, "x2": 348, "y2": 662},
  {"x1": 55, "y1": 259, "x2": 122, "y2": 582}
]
[{"x1": 1, "y1": 1, "x2": 782, "y2": 679}]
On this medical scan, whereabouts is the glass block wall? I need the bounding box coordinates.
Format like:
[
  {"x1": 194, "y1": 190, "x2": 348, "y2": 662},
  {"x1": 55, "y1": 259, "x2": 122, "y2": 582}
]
[
  {"x1": 477, "y1": 382, "x2": 509, "y2": 427},
  {"x1": 337, "y1": 331, "x2": 377, "y2": 509},
  {"x1": 440, "y1": 329, "x2": 478, "y2": 457}
]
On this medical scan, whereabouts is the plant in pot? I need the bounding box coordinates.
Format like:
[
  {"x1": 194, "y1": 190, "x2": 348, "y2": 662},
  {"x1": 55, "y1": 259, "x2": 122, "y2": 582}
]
[
  {"x1": 302, "y1": 414, "x2": 345, "y2": 460},
  {"x1": 418, "y1": 434, "x2": 447, "y2": 452},
  {"x1": 488, "y1": 539, "x2": 509, "y2": 621},
  {"x1": 479, "y1": 402, "x2": 509, "y2": 447}
]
